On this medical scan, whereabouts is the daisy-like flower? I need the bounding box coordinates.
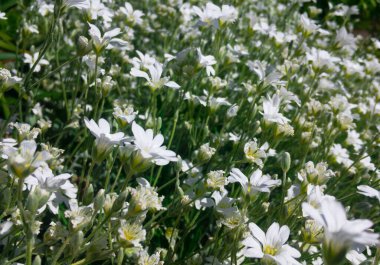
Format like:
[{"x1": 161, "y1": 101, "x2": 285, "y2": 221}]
[
  {"x1": 131, "y1": 51, "x2": 157, "y2": 69},
  {"x1": 23, "y1": 52, "x2": 49, "y2": 73},
  {"x1": 84, "y1": 118, "x2": 125, "y2": 162},
  {"x1": 193, "y1": 2, "x2": 221, "y2": 27},
  {"x1": 127, "y1": 122, "x2": 178, "y2": 168},
  {"x1": 24, "y1": 166, "x2": 77, "y2": 214},
  {"x1": 119, "y1": 2, "x2": 144, "y2": 26},
  {"x1": 88, "y1": 23, "x2": 127, "y2": 54},
  {"x1": 2, "y1": 140, "x2": 51, "y2": 178},
  {"x1": 243, "y1": 140, "x2": 273, "y2": 168},
  {"x1": 113, "y1": 106, "x2": 137, "y2": 127},
  {"x1": 357, "y1": 185, "x2": 380, "y2": 202},
  {"x1": 128, "y1": 177, "x2": 165, "y2": 214},
  {"x1": 118, "y1": 220, "x2": 146, "y2": 248},
  {"x1": 262, "y1": 94, "x2": 289, "y2": 125},
  {"x1": 227, "y1": 168, "x2": 281, "y2": 197},
  {"x1": 0, "y1": 68, "x2": 22, "y2": 88},
  {"x1": 197, "y1": 48, "x2": 216, "y2": 76},
  {"x1": 302, "y1": 198, "x2": 379, "y2": 264},
  {"x1": 242, "y1": 222, "x2": 301, "y2": 265},
  {"x1": 130, "y1": 62, "x2": 180, "y2": 91}
]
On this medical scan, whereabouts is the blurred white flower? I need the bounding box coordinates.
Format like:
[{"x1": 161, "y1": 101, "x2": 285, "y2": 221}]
[
  {"x1": 302, "y1": 197, "x2": 379, "y2": 261},
  {"x1": 262, "y1": 94, "x2": 289, "y2": 125},
  {"x1": 88, "y1": 23, "x2": 127, "y2": 53},
  {"x1": 197, "y1": 48, "x2": 216, "y2": 76},
  {"x1": 23, "y1": 52, "x2": 49, "y2": 73},
  {"x1": 119, "y1": 2, "x2": 144, "y2": 25},
  {"x1": 357, "y1": 185, "x2": 380, "y2": 202}
]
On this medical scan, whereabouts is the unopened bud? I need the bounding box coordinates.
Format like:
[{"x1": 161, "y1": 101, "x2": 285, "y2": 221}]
[
  {"x1": 94, "y1": 189, "x2": 105, "y2": 213},
  {"x1": 280, "y1": 152, "x2": 291, "y2": 173},
  {"x1": 111, "y1": 190, "x2": 129, "y2": 213},
  {"x1": 77, "y1": 36, "x2": 90, "y2": 56},
  {"x1": 83, "y1": 184, "x2": 94, "y2": 205},
  {"x1": 32, "y1": 255, "x2": 41, "y2": 265}
]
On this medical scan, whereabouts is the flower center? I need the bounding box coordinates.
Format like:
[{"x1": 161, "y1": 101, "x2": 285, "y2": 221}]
[{"x1": 263, "y1": 245, "x2": 278, "y2": 256}]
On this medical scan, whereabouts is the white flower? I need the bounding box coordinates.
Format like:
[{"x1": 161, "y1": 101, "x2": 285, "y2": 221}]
[
  {"x1": 88, "y1": 23, "x2": 127, "y2": 53},
  {"x1": 242, "y1": 222, "x2": 301, "y2": 265},
  {"x1": 220, "y1": 5, "x2": 238, "y2": 24},
  {"x1": 262, "y1": 94, "x2": 290, "y2": 125},
  {"x1": 193, "y1": 3, "x2": 221, "y2": 27},
  {"x1": 130, "y1": 122, "x2": 178, "y2": 166},
  {"x1": 227, "y1": 168, "x2": 281, "y2": 196},
  {"x1": 197, "y1": 48, "x2": 216, "y2": 76},
  {"x1": 84, "y1": 118, "x2": 125, "y2": 144},
  {"x1": 23, "y1": 52, "x2": 49, "y2": 73},
  {"x1": 329, "y1": 144, "x2": 353, "y2": 168},
  {"x1": 63, "y1": 0, "x2": 89, "y2": 9},
  {"x1": 113, "y1": 106, "x2": 137, "y2": 127},
  {"x1": 2, "y1": 140, "x2": 51, "y2": 178},
  {"x1": 302, "y1": 198, "x2": 379, "y2": 257},
  {"x1": 118, "y1": 221, "x2": 146, "y2": 247},
  {"x1": 243, "y1": 140, "x2": 273, "y2": 168},
  {"x1": 306, "y1": 48, "x2": 340, "y2": 71},
  {"x1": 130, "y1": 63, "x2": 180, "y2": 91},
  {"x1": 119, "y1": 2, "x2": 144, "y2": 25},
  {"x1": 128, "y1": 177, "x2": 165, "y2": 212},
  {"x1": 131, "y1": 51, "x2": 157, "y2": 69},
  {"x1": 0, "y1": 12, "x2": 7, "y2": 20},
  {"x1": 211, "y1": 190, "x2": 237, "y2": 216},
  {"x1": 24, "y1": 166, "x2": 77, "y2": 214},
  {"x1": 84, "y1": 118, "x2": 125, "y2": 162},
  {"x1": 357, "y1": 185, "x2": 380, "y2": 202}
]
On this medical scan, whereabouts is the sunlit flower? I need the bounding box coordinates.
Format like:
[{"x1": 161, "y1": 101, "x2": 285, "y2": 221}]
[
  {"x1": 228, "y1": 168, "x2": 281, "y2": 197},
  {"x1": 242, "y1": 222, "x2": 301, "y2": 265},
  {"x1": 130, "y1": 63, "x2": 180, "y2": 91}
]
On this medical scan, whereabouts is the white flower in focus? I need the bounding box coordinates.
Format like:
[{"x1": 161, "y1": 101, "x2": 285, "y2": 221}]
[
  {"x1": 118, "y1": 221, "x2": 146, "y2": 247},
  {"x1": 84, "y1": 118, "x2": 125, "y2": 144},
  {"x1": 262, "y1": 94, "x2": 289, "y2": 125},
  {"x1": 243, "y1": 140, "x2": 273, "y2": 168},
  {"x1": 131, "y1": 122, "x2": 178, "y2": 166},
  {"x1": 242, "y1": 222, "x2": 301, "y2": 265},
  {"x1": 128, "y1": 177, "x2": 165, "y2": 213},
  {"x1": 65, "y1": 202, "x2": 93, "y2": 230},
  {"x1": 197, "y1": 48, "x2": 216, "y2": 76},
  {"x1": 357, "y1": 185, "x2": 380, "y2": 202},
  {"x1": 130, "y1": 63, "x2": 180, "y2": 91},
  {"x1": 302, "y1": 198, "x2": 379, "y2": 260},
  {"x1": 228, "y1": 168, "x2": 281, "y2": 196},
  {"x1": 24, "y1": 166, "x2": 77, "y2": 214},
  {"x1": 88, "y1": 23, "x2": 127, "y2": 53},
  {"x1": 23, "y1": 52, "x2": 49, "y2": 73}
]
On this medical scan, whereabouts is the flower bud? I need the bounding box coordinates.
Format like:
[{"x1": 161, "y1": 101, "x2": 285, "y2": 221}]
[
  {"x1": 77, "y1": 36, "x2": 90, "y2": 56},
  {"x1": 70, "y1": 231, "x2": 84, "y2": 256},
  {"x1": 26, "y1": 186, "x2": 50, "y2": 213},
  {"x1": 111, "y1": 190, "x2": 129, "y2": 213},
  {"x1": 94, "y1": 189, "x2": 105, "y2": 213},
  {"x1": 83, "y1": 184, "x2": 94, "y2": 205},
  {"x1": 280, "y1": 152, "x2": 291, "y2": 173},
  {"x1": 196, "y1": 143, "x2": 216, "y2": 163},
  {"x1": 32, "y1": 255, "x2": 41, "y2": 265}
]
